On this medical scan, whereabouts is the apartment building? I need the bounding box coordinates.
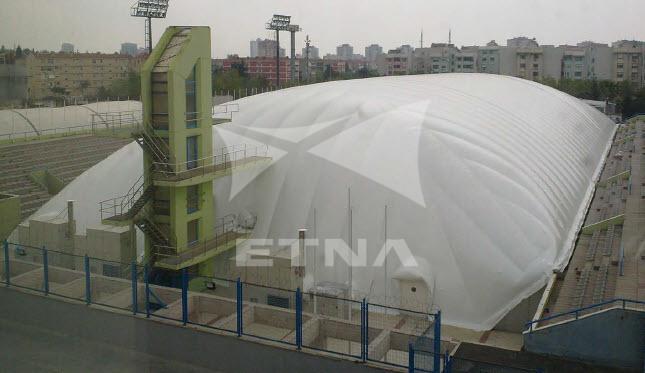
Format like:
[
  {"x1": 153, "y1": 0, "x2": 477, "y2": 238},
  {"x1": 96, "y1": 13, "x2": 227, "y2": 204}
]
[
  {"x1": 365, "y1": 44, "x2": 383, "y2": 69},
  {"x1": 578, "y1": 41, "x2": 613, "y2": 81},
  {"x1": 377, "y1": 45, "x2": 415, "y2": 75},
  {"x1": 374, "y1": 37, "x2": 645, "y2": 87},
  {"x1": 612, "y1": 40, "x2": 644, "y2": 87},
  {"x1": 221, "y1": 56, "x2": 293, "y2": 85},
  {"x1": 24, "y1": 52, "x2": 143, "y2": 100},
  {"x1": 250, "y1": 39, "x2": 286, "y2": 58}
]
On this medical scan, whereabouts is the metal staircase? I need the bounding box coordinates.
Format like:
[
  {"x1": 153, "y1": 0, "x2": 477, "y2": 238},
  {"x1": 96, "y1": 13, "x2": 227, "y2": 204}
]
[
  {"x1": 135, "y1": 216, "x2": 169, "y2": 246},
  {"x1": 133, "y1": 127, "x2": 170, "y2": 165},
  {"x1": 100, "y1": 175, "x2": 155, "y2": 221}
]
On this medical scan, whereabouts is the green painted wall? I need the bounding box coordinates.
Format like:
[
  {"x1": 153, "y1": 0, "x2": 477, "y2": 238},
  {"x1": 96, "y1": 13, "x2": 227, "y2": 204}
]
[{"x1": 141, "y1": 27, "x2": 215, "y2": 270}]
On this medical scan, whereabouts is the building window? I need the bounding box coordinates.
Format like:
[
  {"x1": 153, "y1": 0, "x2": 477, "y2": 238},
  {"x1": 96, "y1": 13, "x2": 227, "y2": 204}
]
[
  {"x1": 186, "y1": 136, "x2": 199, "y2": 170},
  {"x1": 187, "y1": 219, "x2": 199, "y2": 246},
  {"x1": 187, "y1": 185, "x2": 199, "y2": 214},
  {"x1": 185, "y1": 64, "x2": 198, "y2": 129}
]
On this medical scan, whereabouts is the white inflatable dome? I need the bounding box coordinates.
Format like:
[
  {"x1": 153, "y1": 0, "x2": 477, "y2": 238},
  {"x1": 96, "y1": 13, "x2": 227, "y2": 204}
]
[{"x1": 30, "y1": 74, "x2": 615, "y2": 330}]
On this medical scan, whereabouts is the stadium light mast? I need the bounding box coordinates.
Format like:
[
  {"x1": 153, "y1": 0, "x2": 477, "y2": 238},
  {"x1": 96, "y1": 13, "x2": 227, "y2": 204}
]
[
  {"x1": 130, "y1": 0, "x2": 170, "y2": 54},
  {"x1": 287, "y1": 24, "x2": 301, "y2": 83},
  {"x1": 266, "y1": 14, "x2": 291, "y2": 87}
]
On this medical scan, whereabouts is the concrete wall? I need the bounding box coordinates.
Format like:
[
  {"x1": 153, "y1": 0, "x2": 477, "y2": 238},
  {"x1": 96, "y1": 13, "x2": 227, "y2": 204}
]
[
  {"x1": 495, "y1": 285, "x2": 544, "y2": 332},
  {"x1": 0, "y1": 287, "x2": 392, "y2": 373},
  {"x1": 0, "y1": 193, "x2": 20, "y2": 241},
  {"x1": 524, "y1": 307, "x2": 645, "y2": 370}
]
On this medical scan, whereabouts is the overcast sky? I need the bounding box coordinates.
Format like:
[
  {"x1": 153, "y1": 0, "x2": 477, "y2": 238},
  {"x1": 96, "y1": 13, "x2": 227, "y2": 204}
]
[{"x1": 2, "y1": 0, "x2": 645, "y2": 58}]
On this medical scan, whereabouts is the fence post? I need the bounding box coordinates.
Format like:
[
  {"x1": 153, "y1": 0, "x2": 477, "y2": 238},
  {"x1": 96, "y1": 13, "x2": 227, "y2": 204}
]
[
  {"x1": 236, "y1": 277, "x2": 243, "y2": 336},
  {"x1": 361, "y1": 298, "x2": 367, "y2": 362},
  {"x1": 131, "y1": 261, "x2": 138, "y2": 315},
  {"x1": 181, "y1": 268, "x2": 188, "y2": 325},
  {"x1": 365, "y1": 301, "x2": 370, "y2": 360},
  {"x1": 3, "y1": 240, "x2": 9, "y2": 287},
  {"x1": 434, "y1": 310, "x2": 441, "y2": 373},
  {"x1": 42, "y1": 247, "x2": 49, "y2": 295},
  {"x1": 408, "y1": 343, "x2": 415, "y2": 373},
  {"x1": 144, "y1": 265, "x2": 150, "y2": 318},
  {"x1": 445, "y1": 350, "x2": 452, "y2": 373},
  {"x1": 296, "y1": 287, "x2": 302, "y2": 350},
  {"x1": 84, "y1": 255, "x2": 91, "y2": 304}
]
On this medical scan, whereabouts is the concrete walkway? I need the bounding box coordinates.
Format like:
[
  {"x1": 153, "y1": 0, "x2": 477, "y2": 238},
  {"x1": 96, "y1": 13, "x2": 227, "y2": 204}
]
[{"x1": 0, "y1": 318, "x2": 217, "y2": 373}]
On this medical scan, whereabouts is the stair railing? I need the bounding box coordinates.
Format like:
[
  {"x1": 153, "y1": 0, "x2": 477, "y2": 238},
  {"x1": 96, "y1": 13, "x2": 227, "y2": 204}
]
[{"x1": 99, "y1": 175, "x2": 145, "y2": 220}]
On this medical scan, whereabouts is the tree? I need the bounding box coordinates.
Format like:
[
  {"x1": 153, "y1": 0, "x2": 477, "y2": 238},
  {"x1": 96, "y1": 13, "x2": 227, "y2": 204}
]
[
  {"x1": 107, "y1": 72, "x2": 140, "y2": 98},
  {"x1": 230, "y1": 61, "x2": 247, "y2": 78},
  {"x1": 78, "y1": 80, "x2": 90, "y2": 97},
  {"x1": 96, "y1": 86, "x2": 110, "y2": 100},
  {"x1": 50, "y1": 86, "x2": 68, "y2": 97},
  {"x1": 15, "y1": 45, "x2": 22, "y2": 58},
  {"x1": 0, "y1": 45, "x2": 5, "y2": 53},
  {"x1": 323, "y1": 65, "x2": 332, "y2": 81}
]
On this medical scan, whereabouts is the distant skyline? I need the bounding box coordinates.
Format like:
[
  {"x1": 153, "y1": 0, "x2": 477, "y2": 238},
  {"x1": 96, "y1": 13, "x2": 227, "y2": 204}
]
[{"x1": 2, "y1": 0, "x2": 645, "y2": 57}]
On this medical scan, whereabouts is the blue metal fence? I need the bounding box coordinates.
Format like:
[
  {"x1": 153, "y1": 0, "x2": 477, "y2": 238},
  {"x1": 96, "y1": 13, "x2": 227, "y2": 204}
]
[{"x1": 1, "y1": 240, "x2": 536, "y2": 372}]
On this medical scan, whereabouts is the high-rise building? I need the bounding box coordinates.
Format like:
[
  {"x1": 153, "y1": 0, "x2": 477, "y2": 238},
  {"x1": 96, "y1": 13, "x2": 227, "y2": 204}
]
[
  {"x1": 337, "y1": 44, "x2": 354, "y2": 60},
  {"x1": 302, "y1": 45, "x2": 320, "y2": 60},
  {"x1": 365, "y1": 44, "x2": 383, "y2": 65},
  {"x1": 120, "y1": 43, "x2": 138, "y2": 56},
  {"x1": 250, "y1": 39, "x2": 285, "y2": 58},
  {"x1": 250, "y1": 39, "x2": 259, "y2": 58},
  {"x1": 60, "y1": 43, "x2": 74, "y2": 53}
]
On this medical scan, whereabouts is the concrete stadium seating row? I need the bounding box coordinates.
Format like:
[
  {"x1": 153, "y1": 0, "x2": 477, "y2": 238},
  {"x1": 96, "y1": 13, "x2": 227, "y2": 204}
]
[{"x1": 0, "y1": 136, "x2": 131, "y2": 219}]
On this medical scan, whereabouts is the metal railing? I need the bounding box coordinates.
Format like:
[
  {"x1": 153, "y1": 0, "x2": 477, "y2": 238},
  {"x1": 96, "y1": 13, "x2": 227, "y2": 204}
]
[
  {"x1": 153, "y1": 214, "x2": 239, "y2": 261},
  {"x1": 525, "y1": 298, "x2": 645, "y2": 332},
  {"x1": 151, "y1": 144, "x2": 269, "y2": 181},
  {"x1": 98, "y1": 175, "x2": 146, "y2": 220},
  {"x1": 212, "y1": 103, "x2": 239, "y2": 122},
  {"x1": 2, "y1": 238, "x2": 444, "y2": 372},
  {"x1": 0, "y1": 114, "x2": 142, "y2": 142}
]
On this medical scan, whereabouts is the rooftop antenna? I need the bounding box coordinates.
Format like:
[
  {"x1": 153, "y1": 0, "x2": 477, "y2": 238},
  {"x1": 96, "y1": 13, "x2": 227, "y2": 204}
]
[
  {"x1": 266, "y1": 14, "x2": 292, "y2": 87},
  {"x1": 130, "y1": 0, "x2": 170, "y2": 54}
]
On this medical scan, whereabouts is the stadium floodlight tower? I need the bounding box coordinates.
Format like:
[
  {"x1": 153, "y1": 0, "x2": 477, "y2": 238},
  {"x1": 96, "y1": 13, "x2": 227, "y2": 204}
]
[
  {"x1": 265, "y1": 14, "x2": 291, "y2": 86},
  {"x1": 287, "y1": 24, "x2": 301, "y2": 82},
  {"x1": 130, "y1": 0, "x2": 170, "y2": 53}
]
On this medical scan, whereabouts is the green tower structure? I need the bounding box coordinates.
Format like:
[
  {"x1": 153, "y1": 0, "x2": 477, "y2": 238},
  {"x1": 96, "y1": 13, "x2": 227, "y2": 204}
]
[{"x1": 101, "y1": 26, "x2": 266, "y2": 281}]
